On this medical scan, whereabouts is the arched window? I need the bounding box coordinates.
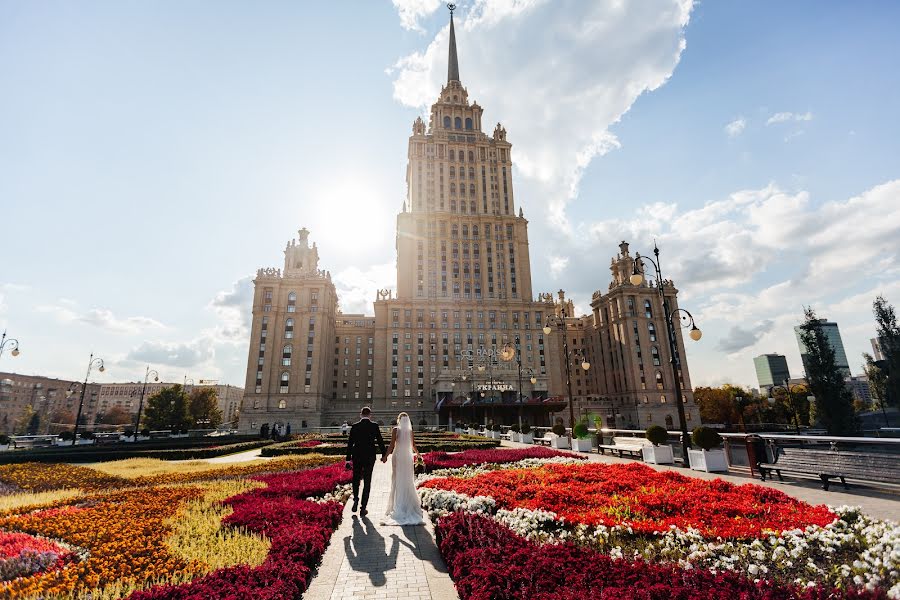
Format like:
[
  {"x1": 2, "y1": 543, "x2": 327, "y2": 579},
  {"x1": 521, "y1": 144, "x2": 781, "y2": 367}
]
[
  {"x1": 443, "y1": 116, "x2": 451, "y2": 128},
  {"x1": 642, "y1": 395, "x2": 649, "y2": 404},
  {"x1": 285, "y1": 318, "x2": 294, "y2": 339},
  {"x1": 278, "y1": 399, "x2": 287, "y2": 409},
  {"x1": 459, "y1": 184, "x2": 466, "y2": 197},
  {"x1": 660, "y1": 395, "x2": 667, "y2": 404},
  {"x1": 450, "y1": 199, "x2": 457, "y2": 212},
  {"x1": 282, "y1": 344, "x2": 292, "y2": 366},
  {"x1": 665, "y1": 415, "x2": 674, "y2": 429},
  {"x1": 461, "y1": 225, "x2": 468, "y2": 238},
  {"x1": 460, "y1": 201, "x2": 467, "y2": 213},
  {"x1": 648, "y1": 322, "x2": 657, "y2": 342},
  {"x1": 468, "y1": 151, "x2": 474, "y2": 162},
  {"x1": 468, "y1": 167, "x2": 475, "y2": 179},
  {"x1": 472, "y1": 225, "x2": 479, "y2": 238},
  {"x1": 470, "y1": 200, "x2": 476, "y2": 213},
  {"x1": 655, "y1": 371, "x2": 664, "y2": 390},
  {"x1": 287, "y1": 291, "x2": 296, "y2": 312},
  {"x1": 465, "y1": 117, "x2": 472, "y2": 130},
  {"x1": 253, "y1": 398, "x2": 261, "y2": 409},
  {"x1": 469, "y1": 184, "x2": 476, "y2": 196},
  {"x1": 651, "y1": 346, "x2": 661, "y2": 366},
  {"x1": 287, "y1": 291, "x2": 296, "y2": 302},
  {"x1": 644, "y1": 299, "x2": 653, "y2": 318},
  {"x1": 449, "y1": 149, "x2": 455, "y2": 160},
  {"x1": 449, "y1": 183, "x2": 456, "y2": 195},
  {"x1": 280, "y1": 372, "x2": 289, "y2": 394},
  {"x1": 449, "y1": 166, "x2": 455, "y2": 179},
  {"x1": 454, "y1": 117, "x2": 462, "y2": 129}
]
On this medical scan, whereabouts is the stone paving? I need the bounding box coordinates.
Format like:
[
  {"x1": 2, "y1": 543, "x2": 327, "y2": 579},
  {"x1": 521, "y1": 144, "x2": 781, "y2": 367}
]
[{"x1": 305, "y1": 459, "x2": 459, "y2": 600}]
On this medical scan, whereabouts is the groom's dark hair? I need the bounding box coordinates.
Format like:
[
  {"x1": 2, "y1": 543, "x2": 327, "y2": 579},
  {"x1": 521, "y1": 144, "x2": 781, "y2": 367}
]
[{"x1": 360, "y1": 406, "x2": 372, "y2": 417}]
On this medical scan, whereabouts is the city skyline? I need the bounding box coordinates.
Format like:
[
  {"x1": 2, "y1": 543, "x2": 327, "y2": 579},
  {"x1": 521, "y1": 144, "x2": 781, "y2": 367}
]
[{"x1": 2, "y1": 1, "x2": 899, "y2": 390}]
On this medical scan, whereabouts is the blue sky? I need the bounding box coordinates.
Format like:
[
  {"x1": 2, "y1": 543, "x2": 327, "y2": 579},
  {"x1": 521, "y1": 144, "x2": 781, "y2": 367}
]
[{"x1": 1, "y1": 1, "x2": 898, "y2": 391}]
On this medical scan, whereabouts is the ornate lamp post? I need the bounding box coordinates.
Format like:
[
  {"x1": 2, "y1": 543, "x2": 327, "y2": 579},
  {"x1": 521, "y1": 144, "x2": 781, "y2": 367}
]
[
  {"x1": 0, "y1": 330, "x2": 20, "y2": 359},
  {"x1": 501, "y1": 337, "x2": 536, "y2": 428},
  {"x1": 630, "y1": 244, "x2": 702, "y2": 467},
  {"x1": 133, "y1": 366, "x2": 159, "y2": 440},
  {"x1": 543, "y1": 308, "x2": 591, "y2": 445},
  {"x1": 72, "y1": 353, "x2": 105, "y2": 446},
  {"x1": 769, "y1": 379, "x2": 803, "y2": 434}
]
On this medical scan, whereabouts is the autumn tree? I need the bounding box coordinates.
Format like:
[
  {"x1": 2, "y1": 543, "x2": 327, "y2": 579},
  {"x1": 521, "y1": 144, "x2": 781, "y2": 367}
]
[
  {"x1": 694, "y1": 385, "x2": 751, "y2": 430},
  {"x1": 97, "y1": 405, "x2": 133, "y2": 426},
  {"x1": 188, "y1": 387, "x2": 222, "y2": 428},
  {"x1": 873, "y1": 295, "x2": 900, "y2": 412},
  {"x1": 798, "y1": 307, "x2": 857, "y2": 435},
  {"x1": 143, "y1": 385, "x2": 191, "y2": 432}
]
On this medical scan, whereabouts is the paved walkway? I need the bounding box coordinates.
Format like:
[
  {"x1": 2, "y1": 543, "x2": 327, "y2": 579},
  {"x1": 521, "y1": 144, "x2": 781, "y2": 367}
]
[{"x1": 305, "y1": 460, "x2": 459, "y2": 600}]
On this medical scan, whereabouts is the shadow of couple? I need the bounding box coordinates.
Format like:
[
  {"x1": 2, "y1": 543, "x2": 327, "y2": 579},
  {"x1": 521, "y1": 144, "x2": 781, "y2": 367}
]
[{"x1": 343, "y1": 514, "x2": 445, "y2": 586}]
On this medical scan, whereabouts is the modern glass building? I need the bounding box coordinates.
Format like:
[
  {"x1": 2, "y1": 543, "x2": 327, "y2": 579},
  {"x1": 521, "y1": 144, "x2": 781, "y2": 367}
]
[
  {"x1": 794, "y1": 319, "x2": 851, "y2": 377},
  {"x1": 753, "y1": 353, "x2": 791, "y2": 389}
]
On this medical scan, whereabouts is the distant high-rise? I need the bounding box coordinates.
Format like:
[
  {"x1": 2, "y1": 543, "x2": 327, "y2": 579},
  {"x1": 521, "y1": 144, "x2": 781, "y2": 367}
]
[
  {"x1": 794, "y1": 319, "x2": 850, "y2": 377},
  {"x1": 871, "y1": 338, "x2": 885, "y2": 362},
  {"x1": 753, "y1": 353, "x2": 790, "y2": 389}
]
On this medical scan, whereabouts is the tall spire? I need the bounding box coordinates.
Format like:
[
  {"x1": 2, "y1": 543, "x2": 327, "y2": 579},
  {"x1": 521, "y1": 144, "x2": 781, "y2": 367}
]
[{"x1": 447, "y1": 4, "x2": 460, "y2": 83}]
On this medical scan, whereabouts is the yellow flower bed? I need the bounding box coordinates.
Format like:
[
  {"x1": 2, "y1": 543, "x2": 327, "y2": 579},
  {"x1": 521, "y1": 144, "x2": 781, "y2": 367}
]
[{"x1": 165, "y1": 480, "x2": 270, "y2": 573}]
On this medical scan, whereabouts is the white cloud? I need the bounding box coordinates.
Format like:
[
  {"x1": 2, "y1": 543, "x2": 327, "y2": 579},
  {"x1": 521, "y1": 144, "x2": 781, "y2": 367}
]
[
  {"x1": 333, "y1": 262, "x2": 396, "y2": 315},
  {"x1": 393, "y1": 0, "x2": 443, "y2": 32},
  {"x1": 766, "y1": 111, "x2": 813, "y2": 125},
  {"x1": 36, "y1": 303, "x2": 166, "y2": 334},
  {"x1": 549, "y1": 256, "x2": 569, "y2": 279},
  {"x1": 125, "y1": 339, "x2": 214, "y2": 369},
  {"x1": 725, "y1": 117, "x2": 746, "y2": 137},
  {"x1": 391, "y1": 0, "x2": 693, "y2": 232},
  {"x1": 207, "y1": 276, "x2": 254, "y2": 343}
]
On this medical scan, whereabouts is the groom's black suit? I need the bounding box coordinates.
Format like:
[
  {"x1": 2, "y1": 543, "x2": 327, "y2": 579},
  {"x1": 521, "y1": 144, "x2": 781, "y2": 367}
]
[{"x1": 345, "y1": 417, "x2": 386, "y2": 511}]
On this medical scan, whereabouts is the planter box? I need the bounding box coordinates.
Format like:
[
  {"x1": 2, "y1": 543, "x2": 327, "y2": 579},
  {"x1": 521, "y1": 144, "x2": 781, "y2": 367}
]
[
  {"x1": 519, "y1": 432, "x2": 534, "y2": 444},
  {"x1": 468, "y1": 429, "x2": 478, "y2": 436},
  {"x1": 507, "y1": 432, "x2": 519, "y2": 442},
  {"x1": 0, "y1": 444, "x2": 8, "y2": 452},
  {"x1": 688, "y1": 448, "x2": 728, "y2": 472},
  {"x1": 573, "y1": 438, "x2": 593, "y2": 452},
  {"x1": 641, "y1": 444, "x2": 674, "y2": 465},
  {"x1": 75, "y1": 439, "x2": 96, "y2": 445},
  {"x1": 549, "y1": 436, "x2": 570, "y2": 450},
  {"x1": 488, "y1": 431, "x2": 501, "y2": 440}
]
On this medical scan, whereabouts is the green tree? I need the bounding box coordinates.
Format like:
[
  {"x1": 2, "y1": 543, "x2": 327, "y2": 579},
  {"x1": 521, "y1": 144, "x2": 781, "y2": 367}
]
[
  {"x1": 873, "y1": 295, "x2": 900, "y2": 412},
  {"x1": 14, "y1": 405, "x2": 35, "y2": 435},
  {"x1": 188, "y1": 387, "x2": 222, "y2": 428},
  {"x1": 143, "y1": 385, "x2": 191, "y2": 432},
  {"x1": 26, "y1": 411, "x2": 41, "y2": 435},
  {"x1": 694, "y1": 385, "x2": 750, "y2": 430},
  {"x1": 798, "y1": 307, "x2": 857, "y2": 435},
  {"x1": 97, "y1": 405, "x2": 133, "y2": 426}
]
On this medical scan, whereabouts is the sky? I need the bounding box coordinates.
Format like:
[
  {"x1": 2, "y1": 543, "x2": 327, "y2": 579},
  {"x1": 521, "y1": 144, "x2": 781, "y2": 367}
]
[{"x1": 1, "y1": 0, "x2": 899, "y2": 391}]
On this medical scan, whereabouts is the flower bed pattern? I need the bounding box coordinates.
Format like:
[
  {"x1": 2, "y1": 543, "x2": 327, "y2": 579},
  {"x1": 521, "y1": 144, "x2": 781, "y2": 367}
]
[
  {"x1": 422, "y1": 446, "x2": 581, "y2": 472},
  {"x1": 436, "y1": 512, "x2": 886, "y2": 600},
  {"x1": 0, "y1": 457, "x2": 352, "y2": 598},
  {"x1": 419, "y1": 452, "x2": 900, "y2": 597},
  {"x1": 421, "y1": 462, "x2": 834, "y2": 538}
]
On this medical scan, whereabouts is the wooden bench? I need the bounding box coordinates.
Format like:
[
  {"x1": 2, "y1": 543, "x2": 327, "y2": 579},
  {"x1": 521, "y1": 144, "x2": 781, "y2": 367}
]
[
  {"x1": 758, "y1": 447, "x2": 900, "y2": 491},
  {"x1": 534, "y1": 436, "x2": 551, "y2": 446},
  {"x1": 597, "y1": 436, "x2": 652, "y2": 459}
]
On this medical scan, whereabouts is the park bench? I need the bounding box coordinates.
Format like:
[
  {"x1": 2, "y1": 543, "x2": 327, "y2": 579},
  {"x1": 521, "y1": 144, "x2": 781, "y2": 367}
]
[
  {"x1": 758, "y1": 447, "x2": 900, "y2": 491},
  {"x1": 597, "y1": 436, "x2": 652, "y2": 459}
]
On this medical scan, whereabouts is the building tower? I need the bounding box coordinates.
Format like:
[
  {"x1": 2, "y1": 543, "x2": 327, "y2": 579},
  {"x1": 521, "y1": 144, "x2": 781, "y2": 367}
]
[
  {"x1": 239, "y1": 229, "x2": 338, "y2": 431},
  {"x1": 753, "y1": 353, "x2": 791, "y2": 392},
  {"x1": 586, "y1": 241, "x2": 700, "y2": 430},
  {"x1": 794, "y1": 318, "x2": 850, "y2": 377}
]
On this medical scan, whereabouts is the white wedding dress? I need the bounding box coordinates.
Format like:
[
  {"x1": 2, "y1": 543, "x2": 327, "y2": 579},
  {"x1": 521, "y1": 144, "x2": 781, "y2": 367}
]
[{"x1": 382, "y1": 416, "x2": 425, "y2": 525}]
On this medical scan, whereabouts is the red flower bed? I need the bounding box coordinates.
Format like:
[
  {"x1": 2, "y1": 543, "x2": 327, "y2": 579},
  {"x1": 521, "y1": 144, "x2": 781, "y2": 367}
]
[
  {"x1": 422, "y1": 462, "x2": 835, "y2": 539},
  {"x1": 295, "y1": 440, "x2": 322, "y2": 448},
  {"x1": 437, "y1": 512, "x2": 884, "y2": 600},
  {"x1": 128, "y1": 463, "x2": 352, "y2": 600},
  {"x1": 423, "y1": 446, "x2": 580, "y2": 471}
]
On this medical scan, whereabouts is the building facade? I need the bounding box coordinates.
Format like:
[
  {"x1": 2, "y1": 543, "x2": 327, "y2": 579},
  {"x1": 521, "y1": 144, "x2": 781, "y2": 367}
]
[
  {"x1": 794, "y1": 319, "x2": 851, "y2": 377},
  {"x1": 238, "y1": 11, "x2": 699, "y2": 432},
  {"x1": 753, "y1": 353, "x2": 791, "y2": 392},
  {"x1": 97, "y1": 381, "x2": 243, "y2": 427},
  {"x1": 0, "y1": 372, "x2": 101, "y2": 434}
]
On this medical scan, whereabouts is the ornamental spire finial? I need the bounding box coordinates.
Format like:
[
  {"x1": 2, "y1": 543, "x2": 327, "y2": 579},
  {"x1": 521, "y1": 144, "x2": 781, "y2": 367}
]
[{"x1": 447, "y1": 4, "x2": 460, "y2": 83}]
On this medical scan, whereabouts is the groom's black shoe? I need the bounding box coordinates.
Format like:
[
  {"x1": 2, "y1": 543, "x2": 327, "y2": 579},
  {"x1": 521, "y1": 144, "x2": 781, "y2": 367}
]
[
  {"x1": 360, "y1": 507, "x2": 368, "y2": 517},
  {"x1": 351, "y1": 499, "x2": 358, "y2": 513}
]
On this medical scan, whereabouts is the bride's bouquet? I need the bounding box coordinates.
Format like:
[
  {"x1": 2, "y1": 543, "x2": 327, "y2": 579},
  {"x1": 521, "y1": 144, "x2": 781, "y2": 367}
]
[{"x1": 414, "y1": 454, "x2": 426, "y2": 475}]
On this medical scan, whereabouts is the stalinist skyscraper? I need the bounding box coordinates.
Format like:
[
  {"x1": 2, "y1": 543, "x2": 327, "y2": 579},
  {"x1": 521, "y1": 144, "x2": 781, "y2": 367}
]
[{"x1": 238, "y1": 7, "x2": 699, "y2": 432}]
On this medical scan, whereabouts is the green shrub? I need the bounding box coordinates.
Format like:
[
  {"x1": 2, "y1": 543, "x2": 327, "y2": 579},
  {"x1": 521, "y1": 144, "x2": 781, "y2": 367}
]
[
  {"x1": 520, "y1": 422, "x2": 531, "y2": 434},
  {"x1": 573, "y1": 420, "x2": 590, "y2": 440},
  {"x1": 692, "y1": 426, "x2": 723, "y2": 451},
  {"x1": 491, "y1": 422, "x2": 501, "y2": 432},
  {"x1": 551, "y1": 423, "x2": 566, "y2": 437},
  {"x1": 0, "y1": 434, "x2": 10, "y2": 445},
  {"x1": 645, "y1": 425, "x2": 669, "y2": 446},
  {"x1": 509, "y1": 424, "x2": 520, "y2": 433}
]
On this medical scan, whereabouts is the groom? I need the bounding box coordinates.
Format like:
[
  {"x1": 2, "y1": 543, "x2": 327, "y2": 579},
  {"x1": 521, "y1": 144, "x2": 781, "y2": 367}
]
[{"x1": 345, "y1": 406, "x2": 386, "y2": 517}]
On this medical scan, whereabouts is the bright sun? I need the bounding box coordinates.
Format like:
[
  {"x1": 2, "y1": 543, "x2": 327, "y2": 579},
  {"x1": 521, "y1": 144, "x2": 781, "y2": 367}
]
[{"x1": 306, "y1": 178, "x2": 394, "y2": 257}]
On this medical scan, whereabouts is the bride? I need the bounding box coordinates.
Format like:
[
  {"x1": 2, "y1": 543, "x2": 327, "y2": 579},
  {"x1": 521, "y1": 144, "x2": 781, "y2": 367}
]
[{"x1": 380, "y1": 412, "x2": 425, "y2": 525}]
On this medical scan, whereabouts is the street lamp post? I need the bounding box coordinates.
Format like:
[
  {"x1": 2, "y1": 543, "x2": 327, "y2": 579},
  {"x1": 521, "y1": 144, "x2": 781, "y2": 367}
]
[
  {"x1": 133, "y1": 366, "x2": 159, "y2": 440},
  {"x1": 770, "y1": 379, "x2": 803, "y2": 434},
  {"x1": 0, "y1": 330, "x2": 20, "y2": 360},
  {"x1": 543, "y1": 308, "x2": 591, "y2": 446},
  {"x1": 501, "y1": 337, "x2": 536, "y2": 429},
  {"x1": 72, "y1": 353, "x2": 105, "y2": 446},
  {"x1": 630, "y1": 244, "x2": 702, "y2": 467}
]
